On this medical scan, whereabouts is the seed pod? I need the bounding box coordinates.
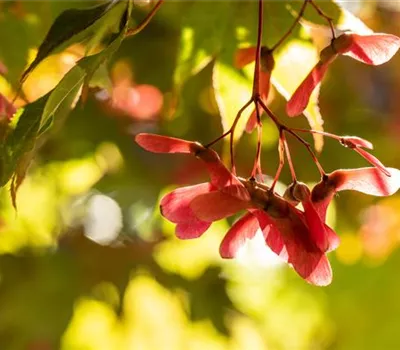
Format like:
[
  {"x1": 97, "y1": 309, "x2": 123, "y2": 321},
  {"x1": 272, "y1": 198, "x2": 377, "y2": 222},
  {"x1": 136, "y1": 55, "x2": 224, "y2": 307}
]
[
  {"x1": 292, "y1": 182, "x2": 311, "y2": 202},
  {"x1": 332, "y1": 33, "x2": 354, "y2": 54},
  {"x1": 260, "y1": 46, "x2": 275, "y2": 73},
  {"x1": 311, "y1": 175, "x2": 337, "y2": 204},
  {"x1": 283, "y1": 182, "x2": 300, "y2": 206}
]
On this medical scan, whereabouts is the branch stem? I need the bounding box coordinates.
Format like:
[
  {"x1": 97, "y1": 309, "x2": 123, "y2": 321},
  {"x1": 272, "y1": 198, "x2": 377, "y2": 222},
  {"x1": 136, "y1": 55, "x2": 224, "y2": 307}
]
[
  {"x1": 126, "y1": 0, "x2": 164, "y2": 37},
  {"x1": 251, "y1": 117, "x2": 263, "y2": 178},
  {"x1": 282, "y1": 132, "x2": 297, "y2": 182},
  {"x1": 286, "y1": 128, "x2": 326, "y2": 176},
  {"x1": 290, "y1": 127, "x2": 342, "y2": 140},
  {"x1": 309, "y1": 0, "x2": 336, "y2": 39},
  {"x1": 271, "y1": 0, "x2": 308, "y2": 52},
  {"x1": 252, "y1": 0, "x2": 264, "y2": 96},
  {"x1": 270, "y1": 130, "x2": 286, "y2": 191}
]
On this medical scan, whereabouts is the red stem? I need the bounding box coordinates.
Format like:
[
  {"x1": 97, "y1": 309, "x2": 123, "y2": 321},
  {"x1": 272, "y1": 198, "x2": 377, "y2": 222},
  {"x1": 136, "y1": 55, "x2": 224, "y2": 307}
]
[
  {"x1": 258, "y1": 97, "x2": 326, "y2": 177},
  {"x1": 282, "y1": 132, "x2": 297, "y2": 182},
  {"x1": 249, "y1": 0, "x2": 264, "y2": 178},
  {"x1": 252, "y1": 0, "x2": 264, "y2": 97},
  {"x1": 290, "y1": 127, "x2": 342, "y2": 141},
  {"x1": 229, "y1": 99, "x2": 254, "y2": 173},
  {"x1": 204, "y1": 130, "x2": 231, "y2": 148},
  {"x1": 286, "y1": 128, "x2": 326, "y2": 176},
  {"x1": 126, "y1": 0, "x2": 164, "y2": 37},
  {"x1": 257, "y1": 98, "x2": 281, "y2": 127},
  {"x1": 251, "y1": 108, "x2": 263, "y2": 178},
  {"x1": 270, "y1": 130, "x2": 286, "y2": 191},
  {"x1": 206, "y1": 0, "x2": 265, "y2": 171}
]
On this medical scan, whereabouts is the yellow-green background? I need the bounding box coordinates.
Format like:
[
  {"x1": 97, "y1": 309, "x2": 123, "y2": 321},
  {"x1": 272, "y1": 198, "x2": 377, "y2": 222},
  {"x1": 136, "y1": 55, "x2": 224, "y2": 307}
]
[{"x1": 1, "y1": 1, "x2": 400, "y2": 349}]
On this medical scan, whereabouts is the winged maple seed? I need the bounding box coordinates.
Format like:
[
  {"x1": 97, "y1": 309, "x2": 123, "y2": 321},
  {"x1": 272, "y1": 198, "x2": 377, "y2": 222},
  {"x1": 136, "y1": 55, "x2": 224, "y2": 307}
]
[
  {"x1": 312, "y1": 168, "x2": 400, "y2": 221},
  {"x1": 287, "y1": 32, "x2": 400, "y2": 117},
  {"x1": 135, "y1": 133, "x2": 400, "y2": 286},
  {"x1": 339, "y1": 136, "x2": 390, "y2": 176}
]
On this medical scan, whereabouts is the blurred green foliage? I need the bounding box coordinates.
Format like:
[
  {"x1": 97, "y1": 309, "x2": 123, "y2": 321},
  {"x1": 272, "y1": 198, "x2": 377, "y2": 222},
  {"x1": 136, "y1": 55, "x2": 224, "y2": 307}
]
[{"x1": 0, "y1": 1, "x2": 400, "y2": 349}]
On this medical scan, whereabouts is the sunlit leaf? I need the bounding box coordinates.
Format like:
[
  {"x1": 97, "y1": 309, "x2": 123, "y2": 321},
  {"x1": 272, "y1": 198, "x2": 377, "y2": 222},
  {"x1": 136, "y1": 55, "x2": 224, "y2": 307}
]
[
  {"x1": 40, "y1": 31, "x2": 125, "y2": 132},
  {"x1": 40, "y1": 65, "x2": 85, "y2": 130}
]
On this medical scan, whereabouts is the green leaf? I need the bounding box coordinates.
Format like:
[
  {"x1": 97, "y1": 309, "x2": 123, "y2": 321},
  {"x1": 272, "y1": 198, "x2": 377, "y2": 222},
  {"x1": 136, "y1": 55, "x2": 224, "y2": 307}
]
[
  {"x1": 40, "y1": 66, "x2": 85, "y2": 130},
  {"x1": 38, "y1": 38, "x2": 119, "y2": 132},
  {"x1": 89, "y1": 63, "x2": 113, "y2": 92},
  {"x1": 20, "y1": 0, "x2": 120, "y2": 83},
  {"x1": 40, "y1": 1, "x2": 132, "y2": 131},
  {"x1": 0, "y1": 93, "x2": 49, "y2": 187},
  {"x1": 0, "y1": 1, "x2": 133, "y2": 197}
]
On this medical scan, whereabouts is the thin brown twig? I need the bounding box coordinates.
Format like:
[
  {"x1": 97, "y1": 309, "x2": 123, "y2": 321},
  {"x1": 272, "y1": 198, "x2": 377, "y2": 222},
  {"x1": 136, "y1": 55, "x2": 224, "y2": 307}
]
[
  {"x1": 248, "y1": 0, "x2": 265, "y2": 178},
  {"x1": 286, "y1": 128, "x2": 326, "y2": 176},
  {"x1": 282, "y1": 132, "x2": 297, "y2": 182},
  {"x1": 208, "y1": 0, "x2": 265, "y2": 173},
  {"x1": 125, "y1": 0, "x2": 164, "y2": 37},
  {"x1": 290, "y1": 127, "x2": 341, "y2": 140},
  {"x1": 257, "y1": 98, "x2": 282, "y2": 127},
  {"x1": 204, "y1": 99, "x2": 253, "y2": 148},
  {"x1": 204, "y1": 130, "x2": 231, "y2": 149},
  {"x1": 270, "y1": 130, "x2": 286, "y2": 191},
  {"x1": 258, "y1": 97, "x2": 325, "y2": 177},
  {"x1": 309, "y1": 0, "x2": 336, "y2": 39},
  {"x1": 206, "y1": 0, "x2": 327, "y2": 182},
  {"x1": 252, "y1": 0, "x2": 264, "y2": 96},
  {"x1": 271, "y1": 0, "x2": 308, "y2": 52},
  {"x1": 229, "y1": 99, "x2": 254, "y2": 173},
  {"x1": 251, "y1": 106, "x2": 263, "y2": 178}
]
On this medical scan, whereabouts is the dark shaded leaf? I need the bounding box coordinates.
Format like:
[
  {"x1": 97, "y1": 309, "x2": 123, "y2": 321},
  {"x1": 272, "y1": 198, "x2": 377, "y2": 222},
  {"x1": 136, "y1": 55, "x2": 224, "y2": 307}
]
[
  {"x1": 40, "y1": 4, "x2": 131, "y2": 132},
  {"x1": 21, "y1": 0, "x2": 119, "y2": 82}
]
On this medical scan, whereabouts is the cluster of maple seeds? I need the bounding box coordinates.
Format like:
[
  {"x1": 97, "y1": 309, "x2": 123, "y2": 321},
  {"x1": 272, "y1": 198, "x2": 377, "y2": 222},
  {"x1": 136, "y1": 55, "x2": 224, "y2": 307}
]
[
  {"x1": 136, "y1": 134, "x2": 400, "y2": 286},
  {"x1": 135, "y1": 1, "x2": 400, "y2": 285}
]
